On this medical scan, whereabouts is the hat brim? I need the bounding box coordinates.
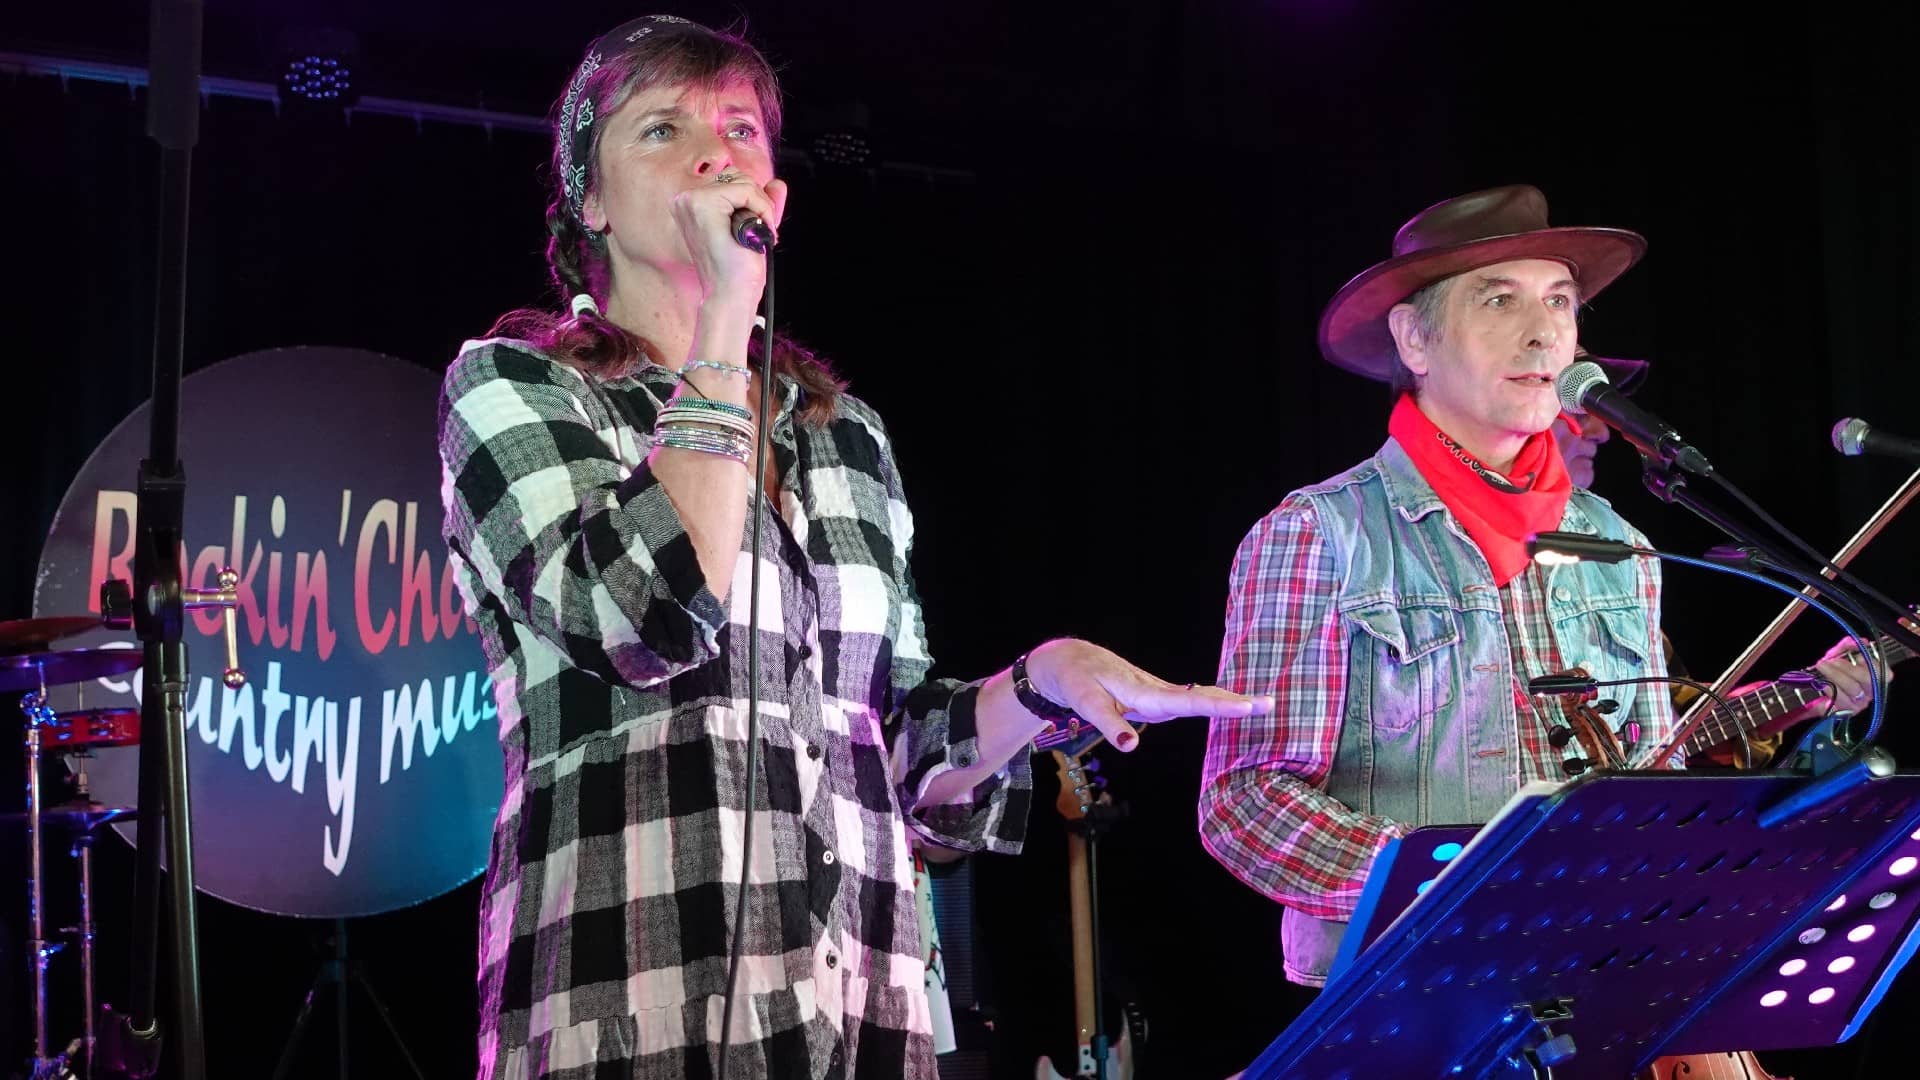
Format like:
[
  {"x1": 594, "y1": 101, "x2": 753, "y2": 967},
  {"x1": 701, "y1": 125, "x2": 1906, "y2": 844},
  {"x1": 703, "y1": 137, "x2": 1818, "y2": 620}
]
[
  {"x1": 1318, "y1": 227, "x2": 1648, "y2": 382},
  {"x1": 1590, "y1": 355, "x2": 1649, "y2": 394}
]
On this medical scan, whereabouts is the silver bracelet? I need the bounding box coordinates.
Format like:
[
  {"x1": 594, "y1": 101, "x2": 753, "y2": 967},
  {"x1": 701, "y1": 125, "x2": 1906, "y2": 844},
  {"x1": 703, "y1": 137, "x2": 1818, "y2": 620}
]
[
  {"x1": 654, "y1": 420, "x2": 750, "y2": 448},
  {"x1": 657, "y1": 406, "x2": 756, "y2": 439},
  {"x1": 683, "y1": 359, "x2": 753, "y2": 383},
  {"x1": 651, "y1": 424, "x2": 751, "y2": 464}
]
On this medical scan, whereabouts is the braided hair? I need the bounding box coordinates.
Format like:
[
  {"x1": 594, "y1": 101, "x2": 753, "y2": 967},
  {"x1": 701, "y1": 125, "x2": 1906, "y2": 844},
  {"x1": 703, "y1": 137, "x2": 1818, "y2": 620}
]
[{"x1": 488, "y1": 18, "x2": 843, "y2": 426}]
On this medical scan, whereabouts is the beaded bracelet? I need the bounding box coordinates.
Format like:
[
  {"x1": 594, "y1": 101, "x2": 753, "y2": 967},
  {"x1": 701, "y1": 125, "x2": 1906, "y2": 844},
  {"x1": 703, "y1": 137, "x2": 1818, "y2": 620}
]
[
  {"x1": 660, "y1": 413, "x2": 748, "y2": 443},
  {"x1": 651, "y1": 425, "x2": 751, "y2": 464},
  {"x1": 653, "y1": 433, "x2": 750, "y2": 465},
  {"x1": 653, "y1": 419, "x2": 751, "y2": 447},
  {"x1": 663, "y1": 397, "x2": 752, "y2": 420},
  {"x1": 659, "y1": 402, "x2": 753, "y2": 428},
  {"x1": 683, "y1": 359, "x2": 752, "y2": 383},
  {"x1": 658, "y1": 401, "x2": 756, "y2": 436},
  {"x1": 660, "y1": 400, "x2": 750, "y2": 428}
]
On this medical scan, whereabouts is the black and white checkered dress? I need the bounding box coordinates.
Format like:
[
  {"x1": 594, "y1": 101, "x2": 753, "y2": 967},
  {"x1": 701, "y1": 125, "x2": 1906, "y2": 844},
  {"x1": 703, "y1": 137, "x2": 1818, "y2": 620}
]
[{"x1": 438, "y1": 339, "x2": 1031, "y2": 1079}]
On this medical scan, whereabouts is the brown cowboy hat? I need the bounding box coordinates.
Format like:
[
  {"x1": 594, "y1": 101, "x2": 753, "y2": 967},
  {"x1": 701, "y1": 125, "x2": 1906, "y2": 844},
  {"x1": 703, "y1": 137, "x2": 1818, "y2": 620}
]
[{"x1": 1318, "y1": 184, "x2": 1647, "y2": 382}]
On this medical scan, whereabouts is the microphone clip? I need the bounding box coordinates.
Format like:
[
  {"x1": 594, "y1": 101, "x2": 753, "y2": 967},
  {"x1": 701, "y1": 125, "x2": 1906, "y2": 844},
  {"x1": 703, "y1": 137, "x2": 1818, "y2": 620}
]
[
  {"x1": 1639, "y1": 454, "x2": 1689, "y2": 505},
  {"x1": 1528, "y1": 673, "x2": 1600, "y2": 696}
]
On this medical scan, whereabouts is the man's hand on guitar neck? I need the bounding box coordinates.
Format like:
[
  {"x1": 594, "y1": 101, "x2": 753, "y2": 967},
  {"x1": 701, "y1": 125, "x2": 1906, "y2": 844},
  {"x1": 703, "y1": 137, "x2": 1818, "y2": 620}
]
[
  {"x1": 1698, "y1": 636, "x2": 1891, "y2": 767},
  {"x1": 1808, "y1": 635, "x2": 1883, "y2": 712}
]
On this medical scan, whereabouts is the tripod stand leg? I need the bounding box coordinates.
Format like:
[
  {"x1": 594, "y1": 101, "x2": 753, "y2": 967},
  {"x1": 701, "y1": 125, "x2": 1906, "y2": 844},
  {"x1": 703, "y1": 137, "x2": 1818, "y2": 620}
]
[
  {"x1": 335, "y1": 918, "x2": 427, "y2": 1080},
  {"x1": 267, "y1": 919, "x2": 429, "y2": 1080},
  {"x1": 350, "y1": 970, "x2": 428, "y2": 1080},
  {"x1": 269, "y1": 960, "x2": 337, "y2": 1080},
  {"x1": 337, "y1": 923, "x2": 348, "y2": 1080}
]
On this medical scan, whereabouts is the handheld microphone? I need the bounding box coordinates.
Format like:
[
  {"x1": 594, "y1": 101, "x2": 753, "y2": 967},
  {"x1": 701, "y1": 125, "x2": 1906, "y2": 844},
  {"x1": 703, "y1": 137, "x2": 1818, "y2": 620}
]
[
  {"x1": 1831, "y1": 417, "x2": 1920, "y2": 463},
  {"x1": 1555, "y1": 361, "x2": 1713, "y2": 476},
  {"x1": 732, "y1": 208, "x2": 775, "y2": 254}
]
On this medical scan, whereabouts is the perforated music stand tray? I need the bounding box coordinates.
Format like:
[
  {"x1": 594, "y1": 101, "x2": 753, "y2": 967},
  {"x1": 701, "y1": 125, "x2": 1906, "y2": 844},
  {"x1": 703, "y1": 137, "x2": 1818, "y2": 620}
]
[{"x1": 1241, "y1": 770, "x2": 1920, "y2": 1079}]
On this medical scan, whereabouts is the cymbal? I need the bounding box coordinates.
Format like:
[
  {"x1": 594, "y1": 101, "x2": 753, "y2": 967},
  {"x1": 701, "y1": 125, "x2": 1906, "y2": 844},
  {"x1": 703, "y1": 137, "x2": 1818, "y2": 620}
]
[
  {"x1": 0, "y1": 616, "x2": 102, "y2": 654},
  {"x1": 3, "y1": 799, "x2": 137, "y2": 830},
  {"x1": 0, "y1": 648, "x2": 143, "y2": 694}
]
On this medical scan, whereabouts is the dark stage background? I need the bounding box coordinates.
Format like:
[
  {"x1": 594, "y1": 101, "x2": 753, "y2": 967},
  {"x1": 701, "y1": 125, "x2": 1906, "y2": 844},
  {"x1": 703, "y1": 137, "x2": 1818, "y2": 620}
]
[{"x1": 4, "y1": 1, "x2": 1920, "y2": 1077}]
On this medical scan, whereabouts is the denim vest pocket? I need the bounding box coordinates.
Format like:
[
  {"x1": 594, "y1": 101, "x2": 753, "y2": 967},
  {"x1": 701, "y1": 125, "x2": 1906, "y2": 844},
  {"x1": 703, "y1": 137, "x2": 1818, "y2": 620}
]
[
  {"x1": 1554, "y1": 603, "x2": 1652, "y2": 675},
  {"x1": 1592, "y1": 606, "x2": 1651, "y2": 665},
  {"x1": 1344, "y1": 602, "x2": 1459, "y2": 736},
  {"x1": 1551, "y1": 602, "x2": 1652, "y2": 724}
]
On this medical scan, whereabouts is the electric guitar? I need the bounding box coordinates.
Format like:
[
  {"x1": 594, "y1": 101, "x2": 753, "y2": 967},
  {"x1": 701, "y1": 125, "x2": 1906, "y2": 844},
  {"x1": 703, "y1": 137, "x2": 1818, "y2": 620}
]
[
  {"x1": 1670, "y1": 631, "x2": 1910, "y2": 764},
  {"x1": 1034, "y1": 728, "x2": 1143, "y2": 1080},
  {"x1": 1563, "y1": 630, "x2": 1910, "y2": 772}
]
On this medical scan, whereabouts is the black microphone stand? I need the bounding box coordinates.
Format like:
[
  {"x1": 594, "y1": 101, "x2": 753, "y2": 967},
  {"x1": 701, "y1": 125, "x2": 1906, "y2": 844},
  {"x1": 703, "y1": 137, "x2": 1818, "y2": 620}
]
[
  {"x1": 1632, "y1": 456, "x2": 1910, "y2": 831},
  {"x1": 93, "y1": 3, "x2": 219, "y2": 1077},
  {"x1": 1639, "y1": 458, "x2": 1920, "y2": 659}
]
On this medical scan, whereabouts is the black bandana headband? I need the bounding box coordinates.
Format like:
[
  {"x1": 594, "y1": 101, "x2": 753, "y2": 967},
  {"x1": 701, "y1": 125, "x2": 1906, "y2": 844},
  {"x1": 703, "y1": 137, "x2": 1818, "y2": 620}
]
[{"x1": 556, "y1": 14, "x2": 700, "y2": 225}]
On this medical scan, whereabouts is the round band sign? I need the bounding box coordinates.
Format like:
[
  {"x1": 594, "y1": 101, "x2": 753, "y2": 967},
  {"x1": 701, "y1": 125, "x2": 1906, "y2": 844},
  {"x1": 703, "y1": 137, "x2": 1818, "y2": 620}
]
[{"x1": 33, "y1": 346, "x2": 503, "y2": 917}]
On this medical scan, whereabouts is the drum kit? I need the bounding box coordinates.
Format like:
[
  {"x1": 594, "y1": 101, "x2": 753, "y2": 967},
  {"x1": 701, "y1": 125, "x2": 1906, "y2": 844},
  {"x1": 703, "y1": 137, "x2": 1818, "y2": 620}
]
[{"x1": 3, "y1": 615, "x2": 142, "y2": 1080}]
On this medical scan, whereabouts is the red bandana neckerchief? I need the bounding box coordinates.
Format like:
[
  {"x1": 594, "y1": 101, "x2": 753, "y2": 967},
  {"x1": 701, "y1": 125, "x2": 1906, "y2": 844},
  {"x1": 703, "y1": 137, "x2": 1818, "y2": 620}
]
[{"x1": 1388, "y1": 393, "x2": 1572, "y2": 586}]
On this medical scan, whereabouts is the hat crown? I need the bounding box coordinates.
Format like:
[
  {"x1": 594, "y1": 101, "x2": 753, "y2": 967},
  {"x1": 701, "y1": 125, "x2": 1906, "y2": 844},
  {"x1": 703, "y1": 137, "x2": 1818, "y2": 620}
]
[{"x1": 1392, "y1": 185, "x2": 1553, "y2": 259}]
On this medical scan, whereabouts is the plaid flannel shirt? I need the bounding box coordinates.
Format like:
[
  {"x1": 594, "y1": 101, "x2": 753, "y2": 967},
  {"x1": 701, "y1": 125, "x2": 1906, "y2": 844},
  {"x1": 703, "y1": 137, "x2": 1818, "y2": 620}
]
[{"x1": 439, "y1": 339, "x2": 1030, "y2": 1080}]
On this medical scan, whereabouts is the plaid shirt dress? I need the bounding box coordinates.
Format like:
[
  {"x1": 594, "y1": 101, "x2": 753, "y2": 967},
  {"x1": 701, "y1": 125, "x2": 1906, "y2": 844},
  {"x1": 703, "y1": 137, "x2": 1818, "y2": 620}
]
[{"x1": 438, "y1": 339, "x2": 1031, "y2": 1079}]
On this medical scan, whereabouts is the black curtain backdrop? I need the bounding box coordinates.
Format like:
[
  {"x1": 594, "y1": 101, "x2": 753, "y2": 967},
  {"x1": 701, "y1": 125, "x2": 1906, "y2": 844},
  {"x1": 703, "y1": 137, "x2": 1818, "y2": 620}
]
[{"x1": 4, "y1": 2, "x2": 1919, "y2": 1077}]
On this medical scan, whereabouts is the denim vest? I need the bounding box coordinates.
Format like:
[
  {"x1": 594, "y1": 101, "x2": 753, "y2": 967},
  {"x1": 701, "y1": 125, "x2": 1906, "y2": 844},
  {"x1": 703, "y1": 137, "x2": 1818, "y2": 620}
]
[{"x1": 1281, "y1": 437, "x2": 1657, "y2": 986}]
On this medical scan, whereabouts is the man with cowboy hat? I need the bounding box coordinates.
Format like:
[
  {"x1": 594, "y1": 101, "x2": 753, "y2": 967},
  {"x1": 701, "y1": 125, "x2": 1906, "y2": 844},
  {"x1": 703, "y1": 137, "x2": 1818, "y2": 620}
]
[{"x1": 1197, "y1": 184, "x2": 1682, "y2": 988}]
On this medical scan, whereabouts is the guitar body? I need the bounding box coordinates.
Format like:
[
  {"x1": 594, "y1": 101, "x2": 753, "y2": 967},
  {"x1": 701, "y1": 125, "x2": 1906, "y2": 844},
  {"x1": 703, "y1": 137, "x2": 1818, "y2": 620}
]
[
  {"x1": 1033, "y1": 1019, "x2": 1133, "y2": 1080},
  {"x1": 1776, "y1": 712, "x2": 1858, "y2": 774}
]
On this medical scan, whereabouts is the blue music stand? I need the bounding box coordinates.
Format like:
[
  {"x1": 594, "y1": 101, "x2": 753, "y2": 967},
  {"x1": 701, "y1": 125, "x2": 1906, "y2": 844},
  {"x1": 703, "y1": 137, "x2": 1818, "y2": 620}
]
[{"x1": 1242, "y1": 769, "x2": 1920, "y2": 1078}]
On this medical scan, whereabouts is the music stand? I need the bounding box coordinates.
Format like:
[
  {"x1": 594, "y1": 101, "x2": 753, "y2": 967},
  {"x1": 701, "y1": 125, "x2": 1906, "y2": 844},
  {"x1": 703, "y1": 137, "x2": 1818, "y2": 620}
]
[{"x1": 1242, "y1": 769, "x2": 1920, "y2": 1078}]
